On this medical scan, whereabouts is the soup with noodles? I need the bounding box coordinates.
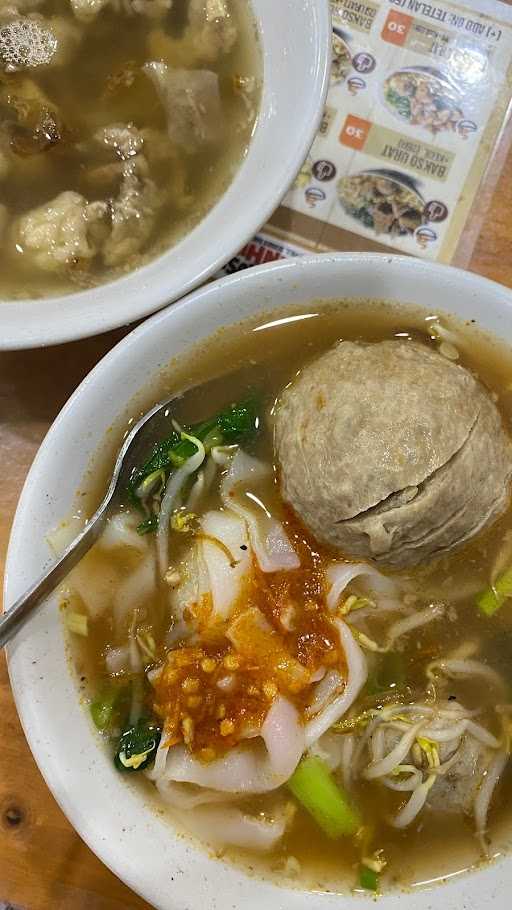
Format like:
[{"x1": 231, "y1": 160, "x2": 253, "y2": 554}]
[
  {"x1": 60, "y1": 302, "x2": 512, "y2": 894},
  {"x1": 0, "y1": 0, "x2": 259, "y2": 299}
]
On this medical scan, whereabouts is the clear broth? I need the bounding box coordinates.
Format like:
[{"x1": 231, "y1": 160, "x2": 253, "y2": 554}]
[{"x1": 0, "y1": 0, "x2": 259, "y2": 298}]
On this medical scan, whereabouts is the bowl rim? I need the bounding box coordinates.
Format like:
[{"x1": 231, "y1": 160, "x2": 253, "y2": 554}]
[
  {"x1": 6, "y1": 251, "x2": 512, "y2": 910},
  {"x1": 0, "y1": 0, "x2": 332, "y2": 351}
]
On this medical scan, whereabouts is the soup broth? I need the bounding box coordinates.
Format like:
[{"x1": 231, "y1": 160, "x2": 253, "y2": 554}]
[
  {"x1": 63, "y1": 302, "x2": 512, "y2": 894},
  {"x1": 0, "y1": 0, "x2": 259, "y2": 299}
]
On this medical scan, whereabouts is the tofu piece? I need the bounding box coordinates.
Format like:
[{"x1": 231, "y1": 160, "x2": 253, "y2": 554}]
[
  {"x1": 13, "y1": 191, "x2": 107, "y2": 272},
  {"x1": 144, "y1": 62, "x2": 223, "y2": 153}
]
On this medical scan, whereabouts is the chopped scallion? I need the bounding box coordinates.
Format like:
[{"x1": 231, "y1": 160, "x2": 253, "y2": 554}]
[
  {"x1": 359, "y1": 864, "x2": 379, "y2": 892},
  {"x1": 65, "y1": 611, "x2": 88, "y2": 636},
  {"x1": 91, "y1": 692, "x2": 118, "y2": 731},
  {"x1": 287, "y1": 756, "x2": 361, "y2": 838},
  {"x1": 476, "y1": 568, "x2": 512, "y2": 616}
]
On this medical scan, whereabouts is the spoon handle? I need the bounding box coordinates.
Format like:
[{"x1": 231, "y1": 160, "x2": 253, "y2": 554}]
[{"x1": 0, "y1": 511, "x2": 107, "y2": 649}]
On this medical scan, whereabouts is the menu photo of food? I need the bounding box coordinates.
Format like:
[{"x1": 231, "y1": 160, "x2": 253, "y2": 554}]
[
  {"x1": 382, "y1": 66, "x2": 470, "y2": 137},
  {"x1": 337, "y1": 169, "x2": 426, "y2": 238},
  {"x1": 331, "y1": 27, "x2": 353, "y2": 84}
]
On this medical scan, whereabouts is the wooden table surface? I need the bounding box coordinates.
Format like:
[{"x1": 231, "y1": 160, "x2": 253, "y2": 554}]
[{"x1": 2, "y1": 146, "x2": 512, "y2": 909}]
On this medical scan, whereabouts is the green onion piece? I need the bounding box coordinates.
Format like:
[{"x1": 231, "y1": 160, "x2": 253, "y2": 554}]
[
  {"x1": 476, "y1": 568, "x2": 512, "y2": 616},
  {"x1": 65, "y1": 611, "x2": 88, "y2": 636},
  {"x1": 287, "y1": 756, "x2": 361, "y2": 838},
  {"x1": 90, "y1": 692, "x2": 118, "y2": 731},
  {"x1": 359, "y1": 865, "x2": 379, "y2": 892}
]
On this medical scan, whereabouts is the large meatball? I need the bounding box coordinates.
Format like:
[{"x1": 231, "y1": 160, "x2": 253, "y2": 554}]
[{"x1": 274, "y1": 340, "x2": 512, "y2": 568}]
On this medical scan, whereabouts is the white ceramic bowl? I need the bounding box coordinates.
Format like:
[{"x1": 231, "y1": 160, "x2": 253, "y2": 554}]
[
  {"x1": 5, "y1": 254, "x2": 511, "y2": 909},
  {"x1": 0, "y1": 0, "x2": 331, "y2": 351}
]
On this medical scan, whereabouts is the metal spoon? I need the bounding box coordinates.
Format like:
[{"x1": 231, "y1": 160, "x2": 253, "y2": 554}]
[{"x1": 0, "y1": 394, "x2": 183, "y2": 649}]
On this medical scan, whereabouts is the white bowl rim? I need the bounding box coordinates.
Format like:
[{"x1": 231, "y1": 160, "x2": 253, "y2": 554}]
[
  {"x1": 5, "y1": 251, "x2": 512, "y2": 910},
  {"x1": 0, "y1": 0, "x2": 331, "y2": 351}
]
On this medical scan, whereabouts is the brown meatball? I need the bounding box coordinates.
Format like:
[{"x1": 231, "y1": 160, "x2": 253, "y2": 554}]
[{"x1": 274, "y1": 340, "x2": 512, "y2": 568}]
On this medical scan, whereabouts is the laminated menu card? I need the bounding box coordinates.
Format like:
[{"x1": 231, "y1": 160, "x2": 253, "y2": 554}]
[{"x1": 220, "y1": 0, "x2": 512, "y2": 273}]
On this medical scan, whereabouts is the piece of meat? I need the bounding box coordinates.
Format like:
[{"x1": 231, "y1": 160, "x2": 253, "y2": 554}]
[
  {"x1": 102, "y1": 156, "x2": 158, "y2": 267},
  {"x1": 129, "y1": 0, "x2": 172, "y2": 17},
  {"x1": 139, "y1": 127, "x2": 194, "y2": 210},
  {"x1": 13, "y1": 190, "x2": 107, "y2": 271},
  {"x1": 428, "y1": 737, "x2": 493, "y2": 814},
  {"x1": 69, "y1": 0, "x2": 109, "y2": 21},
  {"x1": 70, "y1": 0, "x2": 171, "y2": 20},
  {"x1": 95, "y1": 123, "x2": 144, "y2": 161},
  {"x1": 0, "y1": 76, "x2": 62, "y2": 146},
  {"x1": 275, "y1": 340, "x2": 512, "y2": 568},
  {"x1": 188, "y1": 0, "x2": 237, "y2": 63},
  {"x1": 144, "y1": 62, "x2": 223, "y2": 152},
  {"x1": 82, "y1": 160, "x2": 124, "y2": 192},
  {"x1": 371, "y1": 202, "x2": 395, "y2": 234}
]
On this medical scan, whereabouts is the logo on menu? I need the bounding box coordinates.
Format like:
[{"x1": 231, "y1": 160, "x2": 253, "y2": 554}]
[
  {"x1": 458, "y1": 119, "x2": 478, "y2": 139},
  {"x1": 423, "y1": 201, "x2": 449, "y2": 223},
  {"x1": 415, "y1": 226, "x2": 438, "y2": 249},
  {"x1": 352, "y1": 52, "x2": 376, "y2": 74},
  {"x1": 312, "y1": 160, "x2": 337, "y2": 181},
  {"x1": 305, "y1": 187, "x2": 327, "y2": 207},
  {"x1": 347, "y1": 76, "x2": 366, "y2": 95}
]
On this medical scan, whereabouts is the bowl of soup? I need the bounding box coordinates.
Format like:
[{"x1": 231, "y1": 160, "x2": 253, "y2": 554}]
[
  {"x1": 5, "y1": 253, "x2": 512, "y2": 908},
  {"x1": 0, "y1": 0, "x2": 330, "y2": 350}
]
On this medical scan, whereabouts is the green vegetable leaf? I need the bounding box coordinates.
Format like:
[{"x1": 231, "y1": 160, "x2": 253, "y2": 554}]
[
  {"x1": 217, "y1": 397, "x2": 259, "y2": 442},
  {"x1": 287, "y1": 756, "x2": 361, "y2": 838},
  {"x1": 126, "y1": 397, "x2": 261, "y2": 525},
  {"x1": 127, "y1": 431, "x2": 180, "y2": 502},
  {"x1": 359, "y1": 865, "x2": 379, "y2": 892},
  {"x1": 114, "y1": 718, "x2": 162, "y2": 772},
  {"x1": 136, "y1": 515, "x2": 159, "y2": 536}
]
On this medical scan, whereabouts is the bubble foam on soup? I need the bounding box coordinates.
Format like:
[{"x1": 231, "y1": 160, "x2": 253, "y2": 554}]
[
  {"x1": 60, "y1": 301, "x2": 512, "y2": 895},
  {"x1": 0, "y1": 0, "x2": 260, "y2": 300}
]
